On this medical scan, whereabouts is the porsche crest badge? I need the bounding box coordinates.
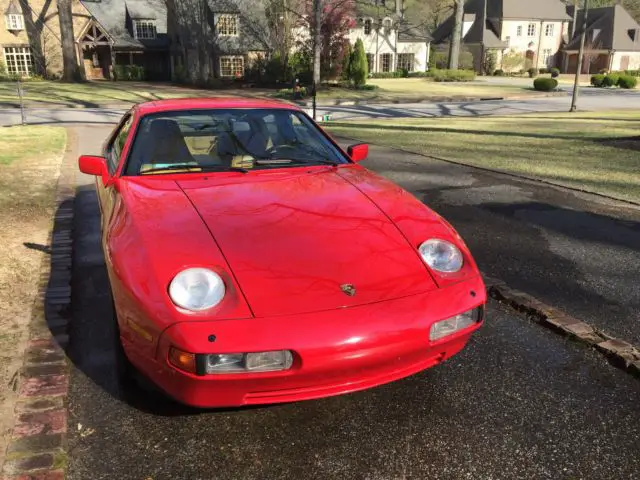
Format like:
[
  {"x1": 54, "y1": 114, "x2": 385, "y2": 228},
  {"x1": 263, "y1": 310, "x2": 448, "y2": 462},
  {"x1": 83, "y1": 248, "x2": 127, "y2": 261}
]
[{"x1": 340, "y1": 284, "x2": 356, "y2": 296}]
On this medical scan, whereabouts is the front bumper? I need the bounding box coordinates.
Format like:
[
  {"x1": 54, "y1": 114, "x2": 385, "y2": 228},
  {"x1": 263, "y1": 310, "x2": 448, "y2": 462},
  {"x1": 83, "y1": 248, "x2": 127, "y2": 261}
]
[{"x1": 124, "y1": 275, "x2": 486, "y2": 408}]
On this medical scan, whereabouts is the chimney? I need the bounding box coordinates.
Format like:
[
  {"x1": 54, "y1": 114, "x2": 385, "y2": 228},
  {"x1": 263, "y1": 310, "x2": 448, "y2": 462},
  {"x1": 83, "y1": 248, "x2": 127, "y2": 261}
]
[{"x1": 396, "y1": 0, "x2": 403, "y2": 18}]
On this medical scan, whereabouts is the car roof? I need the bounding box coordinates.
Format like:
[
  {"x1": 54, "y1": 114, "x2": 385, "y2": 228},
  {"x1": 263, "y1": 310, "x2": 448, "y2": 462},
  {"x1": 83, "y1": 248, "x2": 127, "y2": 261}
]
[{"x1": 135, "y1": 97, "x2": 302, "y2": 116}]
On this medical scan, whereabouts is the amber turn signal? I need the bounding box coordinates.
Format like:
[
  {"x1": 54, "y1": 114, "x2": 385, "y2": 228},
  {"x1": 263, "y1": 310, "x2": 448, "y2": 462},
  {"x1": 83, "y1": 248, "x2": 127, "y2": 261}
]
[{"x1": 169, "y1": 347, "x2": 196, "y2": 374}]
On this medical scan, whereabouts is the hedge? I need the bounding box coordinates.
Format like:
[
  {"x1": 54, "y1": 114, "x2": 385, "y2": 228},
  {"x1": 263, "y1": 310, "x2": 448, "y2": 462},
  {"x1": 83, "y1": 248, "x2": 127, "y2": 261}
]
[
  {"x1": 590, "y1": 74, "x2": 606, "y2": 87},
  {"x1": 550, "y1": 68, "x2": 560, "y2": 78},
  {"x1": 113, "y1": 65, "x2": 145, "y2": 81},
  {"x1": 623, "y1": 70, "x2": 640, "y2": 78},
  {"x1": 431, "y1": 69, "x2": 476, "y2": 82},
  {"x1": 493, "y1": 69, "x2": 505, "y2": 76},
  {"x1": 618, "y1": 75, "x2": 638, "y2": 89},
  {"x1": 603, "y1": 73, "x2": 620, "y2": 87},
  {"x1": 533, "y1": 77, "x2": 558, "y2": 91}
]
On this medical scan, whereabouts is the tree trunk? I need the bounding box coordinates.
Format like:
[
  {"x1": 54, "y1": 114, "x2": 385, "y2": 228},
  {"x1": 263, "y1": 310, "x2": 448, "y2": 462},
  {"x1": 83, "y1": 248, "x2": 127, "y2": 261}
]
[
  {"x1": 448, "y1": 0, "x2": 463, "y2": 70},
  {"x1": 312, "y1": 0, "x2": 322, "y2": 86},
  {"x1": 57, "y1": 0, "x2": 79, "y2": 81}
]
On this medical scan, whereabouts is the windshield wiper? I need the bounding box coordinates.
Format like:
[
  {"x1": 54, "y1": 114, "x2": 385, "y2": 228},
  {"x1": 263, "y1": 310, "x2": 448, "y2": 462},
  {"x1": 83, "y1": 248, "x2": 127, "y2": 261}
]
[
  {"x1": 139, "y1": 164, "x2": 248, "y2": 175},
  {"x1": 255, "y1": 158, "x2": 339, "y2": 167}
]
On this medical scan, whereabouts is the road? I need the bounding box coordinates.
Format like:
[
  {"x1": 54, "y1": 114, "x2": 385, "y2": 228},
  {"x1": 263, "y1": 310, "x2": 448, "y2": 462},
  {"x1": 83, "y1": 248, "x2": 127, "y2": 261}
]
[
  {"x1": 2, "y1": 88, "x2": 640, "y2": 126},
  {"x1": 66, "y1": 126, "x2": 640, "y2": 480}
]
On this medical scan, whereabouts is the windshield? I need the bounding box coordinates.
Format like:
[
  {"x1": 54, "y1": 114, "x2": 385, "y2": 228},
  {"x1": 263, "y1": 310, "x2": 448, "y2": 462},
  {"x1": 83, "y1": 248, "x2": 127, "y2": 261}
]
[{"x1": 125, "y1": 108, "x2": 349, "y2": 175}]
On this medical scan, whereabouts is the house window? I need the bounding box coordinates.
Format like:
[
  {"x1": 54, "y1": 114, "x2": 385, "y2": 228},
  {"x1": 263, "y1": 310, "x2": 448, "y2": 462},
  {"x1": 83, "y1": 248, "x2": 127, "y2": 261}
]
[
  {"x1": 527, "y1": 23, "x2": 536, "y2": 37},
  {"x1": 364, "y1": 18, "x2": 372, "y2": 35},
  {"x1": 134, "y1": 20, "x2": 156, "y2": 39},
  {"x1": 220, "y1": 56, "x2": 244, "y2": 77},
  {"x1": 542, "y1": 48, "x2": 553, "y2": 65},
  {"x1": 218, "y1": 14, "x2": 239, "y2": 36},
  {"x1": 545, "y1": 24, "x2": 554, "y2": 37},
  {"x1": 5, "y1": 13, "x2": 23, "y2": 30},
  {"x1": 380, "y1": 53, "x2": 392, "y2": 72},
  {"x1": 3, "y1": 46, "x2": 34, "y2": 76},
  {"x1": 397, "y1": 53, "x2": 415, "y2": 72},
  {"x1": 366, "y1": 53, "x2": 374, "y2": 73},
  {"x1": 516, "y1": 25, "x2": 522, "y2": 37}
]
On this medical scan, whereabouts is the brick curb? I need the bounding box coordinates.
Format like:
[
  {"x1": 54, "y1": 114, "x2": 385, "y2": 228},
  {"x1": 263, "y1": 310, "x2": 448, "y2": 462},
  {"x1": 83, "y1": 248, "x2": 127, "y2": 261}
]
[
  {"x1": 484, "y1": 275, "x2": 640, "y2": 379},
  {"x1": 2, "y1": 129, "x2": 77, "y2": 480}
]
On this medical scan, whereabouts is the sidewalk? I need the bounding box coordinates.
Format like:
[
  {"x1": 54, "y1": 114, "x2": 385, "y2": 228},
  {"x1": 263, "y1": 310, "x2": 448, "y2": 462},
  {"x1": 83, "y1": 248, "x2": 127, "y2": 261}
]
[{"x1": 344, "y1": 139, "x2": 640, "y2": 347}]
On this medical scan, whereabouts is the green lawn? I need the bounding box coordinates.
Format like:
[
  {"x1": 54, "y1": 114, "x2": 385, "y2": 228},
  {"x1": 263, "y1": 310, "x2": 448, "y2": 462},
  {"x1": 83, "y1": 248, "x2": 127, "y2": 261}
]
[
  {"x1": 326, "y1": 111, "x2": 640, "y2": 203},
  {"x1": 316, "y1": 78, "x2": 538, "y2": 102}
]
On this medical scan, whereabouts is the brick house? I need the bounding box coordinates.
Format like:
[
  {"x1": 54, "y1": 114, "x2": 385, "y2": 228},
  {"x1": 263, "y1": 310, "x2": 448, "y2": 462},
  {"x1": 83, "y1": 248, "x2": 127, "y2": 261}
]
[{"x1": 1, "y1": 0, "x2": 170, "y2": 79}]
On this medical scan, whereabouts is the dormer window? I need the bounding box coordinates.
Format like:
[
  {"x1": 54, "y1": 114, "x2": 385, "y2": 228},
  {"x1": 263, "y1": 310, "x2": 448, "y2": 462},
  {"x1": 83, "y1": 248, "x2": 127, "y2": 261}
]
[
  {"x1": 5, "y1": 13, "x2": 24, "y2": 30},
  {"x1": 364, "y1": 18, "x2": 372, "y2": 35},
  {"x1": 217, "y1": 14, "x2": 239, "y2": 37},
  {"x1": 133, "y1": 19, "x2": 156, "y2": 39}
]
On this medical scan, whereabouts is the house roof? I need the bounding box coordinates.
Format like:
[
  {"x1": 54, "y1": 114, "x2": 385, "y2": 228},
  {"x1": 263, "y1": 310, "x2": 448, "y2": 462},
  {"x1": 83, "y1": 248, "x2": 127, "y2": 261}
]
[
  {"x1": 354, "y1": 0, "x2": 431, "y2": 43},
  {"x1": 80, "y1": 0, "x2": 169, "y2": 49},
  {"x1": 565, "y1": 4, "x2": 640, "y2": 52},
  {"x1": 4, "y1": 0, "x2": 21, "y2": 15},
  {"x1": 433, "y1": 0, "x2": 570, "y2": 45},
  {"x1": 488, "y1": 0, "x2": 570, "y2": 20}
]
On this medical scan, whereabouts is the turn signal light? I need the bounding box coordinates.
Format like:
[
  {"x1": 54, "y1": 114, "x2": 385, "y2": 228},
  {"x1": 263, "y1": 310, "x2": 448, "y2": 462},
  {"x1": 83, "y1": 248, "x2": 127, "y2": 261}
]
[{"x1": 169, "y1": 347, "x2": 196, "y2": 374}]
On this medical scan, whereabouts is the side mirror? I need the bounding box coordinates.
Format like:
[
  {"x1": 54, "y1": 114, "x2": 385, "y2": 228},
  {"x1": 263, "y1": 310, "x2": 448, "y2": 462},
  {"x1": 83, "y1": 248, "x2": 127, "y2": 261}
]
[
  {"x1": 347, "y1": 143, "x2": 368, "y2": 163},
  {"x1": 79, "y1": 155, "x2": 107, "y2": 176}
]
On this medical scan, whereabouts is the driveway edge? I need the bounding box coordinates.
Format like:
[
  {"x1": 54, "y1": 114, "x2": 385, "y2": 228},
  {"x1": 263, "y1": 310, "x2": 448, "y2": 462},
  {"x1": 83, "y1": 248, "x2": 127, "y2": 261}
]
[
  {"x1": 484, "y1": 275, "x2": 640, "y2": 379},
  {"x1": 1, "y1": 130, "x2": 77, "y2": 480}
]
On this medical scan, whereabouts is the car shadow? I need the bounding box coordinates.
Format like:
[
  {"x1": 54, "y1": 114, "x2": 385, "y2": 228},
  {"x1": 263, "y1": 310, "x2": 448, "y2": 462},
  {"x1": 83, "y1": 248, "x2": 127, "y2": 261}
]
[{"x1": 61, "y1": 184, "x2": 281, "y2": 416}]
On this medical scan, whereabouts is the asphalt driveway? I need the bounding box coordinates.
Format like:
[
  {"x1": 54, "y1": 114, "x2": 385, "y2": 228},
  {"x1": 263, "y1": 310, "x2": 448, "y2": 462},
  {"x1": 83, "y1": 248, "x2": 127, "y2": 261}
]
[{"x1": 65, "y1": 126, "x2": 640, "y2": 479}]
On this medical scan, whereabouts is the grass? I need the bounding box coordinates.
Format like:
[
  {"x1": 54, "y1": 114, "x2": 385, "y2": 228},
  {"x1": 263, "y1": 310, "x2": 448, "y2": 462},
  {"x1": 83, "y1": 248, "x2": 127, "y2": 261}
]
[
  {"x1": 325, "y1": 111, "x2": 640, "y2": 203},
  {"x1": 0, "y1": 78, "x2": 541, "y2": 108},
  {"x1": 0, "y1": 80, "x2": 272, "y2": 108},
  {"x1": 0, "y1": 126, "x2": 66, "y2": 465},
  {"x1": 315, "y1": 78, "x2": 538, "y2": 102}
]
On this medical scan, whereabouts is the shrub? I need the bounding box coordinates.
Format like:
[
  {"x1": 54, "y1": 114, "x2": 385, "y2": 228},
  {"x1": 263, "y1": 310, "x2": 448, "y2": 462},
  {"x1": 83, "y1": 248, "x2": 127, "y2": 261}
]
[
  {"x1": 533, "y1": 77, "x2": 558, "y2": 91},
  {"x1": 342, "y1": 42, "x2": 353, "y2": 81},
  {"x1": 623, "y1": 70, "x2": 640, "y2": 77},
  {"x1": 493, "y1": 69, "x2": 505, "y2": 76},
  {"x1": 274, "y1": 86, "x2": 308, "y2": 99},
  {"x1": 407, "y1": 71, "x2": 431, "y2": 78},
  {"x1": 429, "y1": 48, "x2": 474, "y2": 70},
  {"x1": 350, "y1": 39, "x2": 368, "y2": 87},
  {"x1": 602, "y1": 73, "x2": 620, "y2": 87},
  {"x1": 599, "y1": 68, "x2": 609, "y2": 74},
  {"x1": 502, "y1": 49, "x2": 525, "y2": 73},
  {"x1": 539, "y1": 68, "x2": 548, "y2": 74},
  {"x1": 482, "y1": 51, "x2": 497, "y2": 76},
  {"x1": 0, "y1": 59, "x2": 6, "y2": 76},
  {"x1": 618, "y1": 75, "x2": 638, "y2": 89},
  {"x1": 114, "y1": 64, "x2": 145, "y2": 81},
  {"x1": 370, "y1": 71, "x2": 403, "y2": 78},
  {"x1": 528, "y1": 67, "x2": 538, "y2": 78},
  {"x1": 550, "y1": 67, "x2": 560, "y2": 78},
  {"x1": 431, "y1": 69, "x2": 476, "y2": 82},
  {"x1": 590, "y1": 74, "x2": 606, "y2": 87},
  {"x1": 356, "y1": 84, "x2": 378, "y2": 91}
]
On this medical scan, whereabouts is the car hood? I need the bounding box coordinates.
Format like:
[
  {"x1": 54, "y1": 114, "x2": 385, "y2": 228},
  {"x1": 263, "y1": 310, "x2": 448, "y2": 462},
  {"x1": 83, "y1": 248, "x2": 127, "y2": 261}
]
[{"x1": 178, "y1": 168, "x2": 437, "y2": 317}]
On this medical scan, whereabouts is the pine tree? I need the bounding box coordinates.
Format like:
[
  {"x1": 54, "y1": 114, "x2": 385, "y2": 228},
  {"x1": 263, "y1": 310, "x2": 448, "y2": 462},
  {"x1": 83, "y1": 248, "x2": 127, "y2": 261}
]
[{"x1": 342, "y1": 42, "x2": 353, "y2": 81}]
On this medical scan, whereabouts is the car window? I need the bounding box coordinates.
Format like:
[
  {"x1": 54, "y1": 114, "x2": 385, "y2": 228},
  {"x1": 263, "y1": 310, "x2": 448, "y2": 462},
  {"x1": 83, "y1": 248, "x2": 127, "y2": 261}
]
[
  {"x1": 124, "y1": 108, "x2": 348, "y2": 176},
  {"x1": 106, "y1": 115, "x2": 133, "y2": 174}
]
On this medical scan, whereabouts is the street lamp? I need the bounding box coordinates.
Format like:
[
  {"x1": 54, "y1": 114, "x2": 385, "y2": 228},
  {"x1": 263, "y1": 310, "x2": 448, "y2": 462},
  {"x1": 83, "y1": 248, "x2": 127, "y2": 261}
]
[{"x1": 570, "y1": 0, "x2": 589, "y2": 112}]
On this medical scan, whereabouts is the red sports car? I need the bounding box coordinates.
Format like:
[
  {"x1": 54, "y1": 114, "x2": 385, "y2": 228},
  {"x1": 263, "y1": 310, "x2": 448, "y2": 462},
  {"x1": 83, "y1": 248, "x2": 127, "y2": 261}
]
[{"x1": 79, "y1": 98, "x2": 485, "y2": 408}]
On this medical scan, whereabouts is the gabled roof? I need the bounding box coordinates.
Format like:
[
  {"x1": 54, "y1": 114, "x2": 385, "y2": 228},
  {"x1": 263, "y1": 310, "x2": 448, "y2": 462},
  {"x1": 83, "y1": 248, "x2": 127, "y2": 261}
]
[
  {"x1": 4, "y1": 0, "x2": 22, "y2": 15},
  {"x1": 432, "y1": 2, "x2": 507, "y2": 48},
  {"x1": 565, "y1": 4, "x2": 640, "y2": 52},
  {"x1": 80, "y1": 0, "x2": 169, "y2": 49},
  {"x1": 354, "y1": 0, "x2": 431, "y2": 43}
]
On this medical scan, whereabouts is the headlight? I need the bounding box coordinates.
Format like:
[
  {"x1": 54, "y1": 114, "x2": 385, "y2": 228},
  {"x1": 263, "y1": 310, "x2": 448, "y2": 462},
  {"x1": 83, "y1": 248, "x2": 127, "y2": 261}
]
[
  {"x1": 430, "y1": 308, "x2": 483, "y2": 341},
  {"x1": 418, "y1": 239, "x2": 463, "y2": 273},
  {"x1": 205, "y1": 351, "x2": 294, "y2": 374},
  {"x1": 169, "y1": 268, "x2": 225, "y2": 311}
]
